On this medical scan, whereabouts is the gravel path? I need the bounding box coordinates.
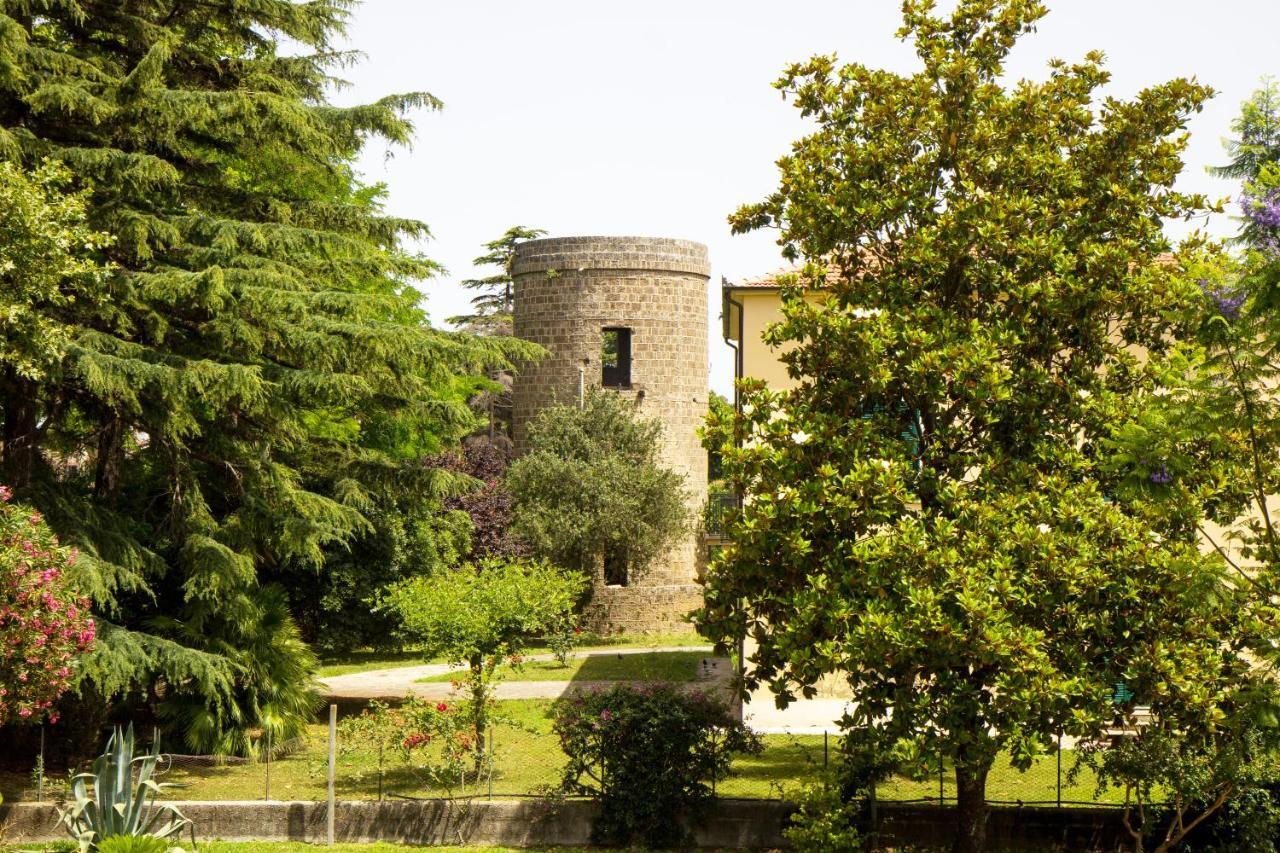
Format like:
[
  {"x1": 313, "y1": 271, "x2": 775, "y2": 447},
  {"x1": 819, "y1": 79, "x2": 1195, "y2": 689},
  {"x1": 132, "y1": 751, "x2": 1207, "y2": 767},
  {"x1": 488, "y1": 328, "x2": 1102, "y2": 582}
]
[{"x1": 319, "y1": 646, "x2": 728, "y2": 701}]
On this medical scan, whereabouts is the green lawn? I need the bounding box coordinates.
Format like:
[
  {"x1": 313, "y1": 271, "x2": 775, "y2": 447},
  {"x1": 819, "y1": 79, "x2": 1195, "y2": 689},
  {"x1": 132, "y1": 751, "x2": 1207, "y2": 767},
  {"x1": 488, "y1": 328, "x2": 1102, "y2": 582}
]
[
  {"x1": 318, "y1": 632, "x2": 709, "y2": 679},
  {"x1": 2, "y1": 840, "x2": 583, "y2": 845},
  {"x1": 318, "y1": 649, "x2": 432, "y2": 678},
  {"x1": 415, "y1": 651, "x2": 714, "y2": 684}
]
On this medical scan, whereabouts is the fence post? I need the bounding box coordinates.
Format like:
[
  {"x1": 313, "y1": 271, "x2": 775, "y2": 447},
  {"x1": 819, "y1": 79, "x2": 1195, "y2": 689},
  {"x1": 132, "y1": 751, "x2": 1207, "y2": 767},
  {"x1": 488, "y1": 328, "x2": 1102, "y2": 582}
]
[
  {"x1": 1057, "y1": 731, "x2": 1063, "y2": 809},
  {"x1": 938, "y1": 751, "x2": 945, "y2": 804},
  {"x1": 378, "y1": 741, "x2": 384, "y2": 802},
  {"x1": 327, "y1": 704, "x2": 336, "y2": 846},
  {"x1": 37, "y1": 725, "x2": 45, "y2": 801},
  {"x1": 264, "y1": 728, "x2": 271, "y2": 801},
  {"x1": 711, "y1": 728, "x2": 717, "y2": 798},
  {"x1": 823, "y1": 730, "x2": 829, "y2": 772},
  {"x1": 869, "y1": 774, "x2": 878, "y2": 848},
  {"x1": 487, "y1": 727, "x2": 494, "y2": 801}
]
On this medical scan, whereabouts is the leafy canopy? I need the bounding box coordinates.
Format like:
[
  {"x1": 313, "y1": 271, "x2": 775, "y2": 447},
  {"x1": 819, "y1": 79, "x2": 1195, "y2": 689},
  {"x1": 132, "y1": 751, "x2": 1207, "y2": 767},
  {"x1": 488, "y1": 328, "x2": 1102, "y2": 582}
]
[
  {"x1": 0, "y1": 159, "x2": 112, "y2": 382},
  {"x1": 384, "y1": 558, "x2": 585, "y2": 666},
  {"x1": 383, "y1": 557, "x2": 585, "y2": 770},
  {"x1": 697, "y1": 1, "x2": 1271, "y2": 848},
  {"x1": 507, "y1": 389, "x2": 690, "y2": 579},
  {"x1": 1090, "y1": 81, "x2": 1280, "y2": 850}
]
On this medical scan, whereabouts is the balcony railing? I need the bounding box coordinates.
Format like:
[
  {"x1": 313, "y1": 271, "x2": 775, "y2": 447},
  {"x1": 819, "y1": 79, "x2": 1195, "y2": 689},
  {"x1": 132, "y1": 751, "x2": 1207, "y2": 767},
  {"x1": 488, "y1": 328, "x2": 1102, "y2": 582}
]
[{"x1": 703, "y1": 490, "x2": 739, "y2": 539}]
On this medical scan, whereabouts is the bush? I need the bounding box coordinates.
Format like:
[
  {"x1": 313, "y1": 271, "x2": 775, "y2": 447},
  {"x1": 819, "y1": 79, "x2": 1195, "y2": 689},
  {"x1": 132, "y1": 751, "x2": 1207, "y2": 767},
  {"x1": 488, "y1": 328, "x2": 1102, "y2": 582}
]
[
  {"x1": 1167, "y1": 770, "x2": 1280, "y2": 852},
  {"x1": 0, "y1": 485, "x2": 95, "y2": 726},
  {"x1": 339, "y1": 697, "x2": 476, "y2": 794},
  {"x1": 550, "y1": 681, "x2": 761, "y2": 848},
  {"x1": 783, "y1": 779, "x2": 865, "y2": 852}
]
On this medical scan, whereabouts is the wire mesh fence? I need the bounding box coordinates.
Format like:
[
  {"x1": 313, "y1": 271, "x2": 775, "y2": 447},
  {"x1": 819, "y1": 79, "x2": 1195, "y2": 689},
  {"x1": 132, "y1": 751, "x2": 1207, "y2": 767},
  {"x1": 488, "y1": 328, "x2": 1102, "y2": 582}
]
[{"x1": 2, "y1": 718, "x2": 1133, "y2": 809}]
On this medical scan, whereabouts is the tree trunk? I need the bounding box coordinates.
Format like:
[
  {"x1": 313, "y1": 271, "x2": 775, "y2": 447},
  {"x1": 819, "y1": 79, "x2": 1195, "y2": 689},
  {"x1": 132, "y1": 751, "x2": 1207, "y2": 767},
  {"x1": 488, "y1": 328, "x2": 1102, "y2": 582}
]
[
  {"x1": 94, "y1": 414, "x2": 125, "y2": 498},
  {"x1": 470, "y1": 653, "x2": 486, "y2": 774},
  {"x1": 2, "y1": 368, "x2": 39, "y2": 489},
  {"x1": 954, "y1": 761, "x2": 991, "y2": 853}
]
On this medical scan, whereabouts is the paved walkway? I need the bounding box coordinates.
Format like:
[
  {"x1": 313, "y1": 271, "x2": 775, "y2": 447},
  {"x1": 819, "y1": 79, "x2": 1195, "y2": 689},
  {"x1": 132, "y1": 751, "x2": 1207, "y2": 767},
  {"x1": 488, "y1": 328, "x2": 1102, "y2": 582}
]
[
  {"x1": 321, "y1": 646, "x2": 866, "y2": 734},
  {"x1": 319, "y1": 646, "x2": 728, "y2": 702},
  {"x1": 742, "y1": 696, "x2": 852, "y2": 735}
]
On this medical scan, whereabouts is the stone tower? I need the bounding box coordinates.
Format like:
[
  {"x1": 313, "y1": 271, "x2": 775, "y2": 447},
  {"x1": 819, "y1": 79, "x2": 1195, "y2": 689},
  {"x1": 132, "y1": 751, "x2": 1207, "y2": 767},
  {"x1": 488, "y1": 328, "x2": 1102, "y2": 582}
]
[{"x1": 511, "y1": 236, "x2": 709, "y2": 633}]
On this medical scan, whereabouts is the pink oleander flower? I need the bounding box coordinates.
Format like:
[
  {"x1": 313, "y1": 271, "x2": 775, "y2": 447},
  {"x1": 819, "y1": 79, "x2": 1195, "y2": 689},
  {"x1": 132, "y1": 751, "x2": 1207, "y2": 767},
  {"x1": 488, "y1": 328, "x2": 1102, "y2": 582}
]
[{"x1": 1, "y1": 490, "x2": 94, "y2": 726}]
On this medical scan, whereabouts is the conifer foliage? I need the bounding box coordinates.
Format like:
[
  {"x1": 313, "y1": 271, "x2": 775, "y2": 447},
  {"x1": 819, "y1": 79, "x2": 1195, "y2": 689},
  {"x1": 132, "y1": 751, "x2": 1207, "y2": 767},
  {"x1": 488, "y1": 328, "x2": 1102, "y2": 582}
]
[
  {"x1": 0, "y1": 0, "x2": 527, "y2": 753},
  {"x1": 449, "y1": 225, "x2": 546, "y2": 335}
]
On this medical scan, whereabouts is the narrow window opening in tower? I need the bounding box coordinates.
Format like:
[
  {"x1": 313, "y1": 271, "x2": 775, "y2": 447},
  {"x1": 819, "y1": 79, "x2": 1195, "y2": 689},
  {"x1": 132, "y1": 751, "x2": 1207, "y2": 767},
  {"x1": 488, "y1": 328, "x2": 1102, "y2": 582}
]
[
  {"x1": 601, "y1": 327, "x2": 632, "y2": 388},
  {"x1": 604, "y1": 548, "x2": 629, "y2": 587}
]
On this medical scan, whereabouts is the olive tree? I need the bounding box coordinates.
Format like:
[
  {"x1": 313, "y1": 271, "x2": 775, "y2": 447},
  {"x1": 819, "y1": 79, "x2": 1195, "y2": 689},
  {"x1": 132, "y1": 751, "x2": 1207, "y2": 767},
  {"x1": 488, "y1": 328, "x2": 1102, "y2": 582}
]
[{"x1": 507, "y1": 390, "x2": 690, "y2": 584}]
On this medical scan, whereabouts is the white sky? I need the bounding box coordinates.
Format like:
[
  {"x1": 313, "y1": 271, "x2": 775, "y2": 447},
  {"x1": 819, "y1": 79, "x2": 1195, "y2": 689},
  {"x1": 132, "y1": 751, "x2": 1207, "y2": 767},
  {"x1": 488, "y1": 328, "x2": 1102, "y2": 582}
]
[{"x1": 337, "y1": 1, "x2": 1280, "y2": 397}]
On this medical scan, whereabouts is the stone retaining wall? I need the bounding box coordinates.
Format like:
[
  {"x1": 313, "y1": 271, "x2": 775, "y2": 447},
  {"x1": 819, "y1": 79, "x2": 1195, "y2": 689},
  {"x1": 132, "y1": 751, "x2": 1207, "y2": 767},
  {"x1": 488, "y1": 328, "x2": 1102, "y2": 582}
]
[
  {"x1": 1, "y1": 799, "x2": 1132, "y2": 850},
  {"x1": 0, "y1": 798, "x2": 787, "y2": 849}
]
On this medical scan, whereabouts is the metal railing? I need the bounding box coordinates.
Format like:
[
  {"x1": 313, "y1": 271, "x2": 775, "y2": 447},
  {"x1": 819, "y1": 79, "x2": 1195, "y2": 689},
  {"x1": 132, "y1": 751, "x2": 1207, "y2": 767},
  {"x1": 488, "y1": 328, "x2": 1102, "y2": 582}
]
[{"x1": 703, "y1": 490, "x2": 739, "y2": 539}]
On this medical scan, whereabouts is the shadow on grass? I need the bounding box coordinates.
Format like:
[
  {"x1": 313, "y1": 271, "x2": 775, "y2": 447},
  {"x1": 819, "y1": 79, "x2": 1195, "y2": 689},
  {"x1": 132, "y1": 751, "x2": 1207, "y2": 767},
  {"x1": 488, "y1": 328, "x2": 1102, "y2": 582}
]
[
  {"x1": 568, "y1": 650, "x2": 708, "y2": 683},
  {"x1": 717, "y1": 735, "x2": 828, "y2": 799}
]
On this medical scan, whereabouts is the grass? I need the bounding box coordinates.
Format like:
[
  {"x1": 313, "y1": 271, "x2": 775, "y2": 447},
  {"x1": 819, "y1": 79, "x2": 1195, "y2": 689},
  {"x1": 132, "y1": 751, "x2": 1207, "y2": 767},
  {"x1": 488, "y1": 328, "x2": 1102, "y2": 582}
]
[
  {"x1": 415, "y1": 651, "x2": 713, "y2": 684},
  {"x1": 0, "y1": 700, "x2": 1131, "y2": 809},
  {"x1": 317, "y1": 632, "x2": 708, "y2": 679},
  {"x1": 317, "y1": 649, "x2": 431, "y2": 678},
  {"x1": 0, "y1": 840, "x2": 573, "y2": 845}
]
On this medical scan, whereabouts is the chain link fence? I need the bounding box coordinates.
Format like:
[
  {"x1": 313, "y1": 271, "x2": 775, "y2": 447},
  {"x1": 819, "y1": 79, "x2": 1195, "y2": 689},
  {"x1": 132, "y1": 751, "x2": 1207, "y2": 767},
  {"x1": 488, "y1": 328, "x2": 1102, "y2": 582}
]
[{"x1": 2, "y1": 718, "x2": 1133, "y2": 810}]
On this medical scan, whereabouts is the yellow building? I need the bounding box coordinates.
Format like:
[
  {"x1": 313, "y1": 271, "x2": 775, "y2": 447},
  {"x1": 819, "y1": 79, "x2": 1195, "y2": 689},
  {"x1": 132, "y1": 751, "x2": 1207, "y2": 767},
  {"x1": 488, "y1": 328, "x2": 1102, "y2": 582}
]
[{"x1": 721, "y1": 270, "x2": 808, "y2": 395}]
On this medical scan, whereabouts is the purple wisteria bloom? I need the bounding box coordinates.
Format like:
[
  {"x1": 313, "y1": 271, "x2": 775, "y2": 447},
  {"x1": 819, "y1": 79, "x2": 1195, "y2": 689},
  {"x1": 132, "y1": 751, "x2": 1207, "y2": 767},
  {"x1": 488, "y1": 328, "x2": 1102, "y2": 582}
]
[
  {"x1": 1241, "y1": 188, "x2": 1280, "y2": 256},
  {"x1": 1149, "y1": 464, "x2": 1173, "y2": 485},
  {"x1": 1198, "y1": 278, "x2": 1246, "y2": 321},
  {"x1": 1243, "y1": 189, "x2": 1280, "y2": 230}
]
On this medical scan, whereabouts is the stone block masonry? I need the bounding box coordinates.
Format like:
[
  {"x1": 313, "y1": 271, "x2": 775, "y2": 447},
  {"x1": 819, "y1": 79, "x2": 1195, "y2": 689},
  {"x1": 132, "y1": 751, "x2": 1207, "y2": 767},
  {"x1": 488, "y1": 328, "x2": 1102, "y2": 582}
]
[{"x1": 511, "y1": 236, "x2": 710, "y2": 634}]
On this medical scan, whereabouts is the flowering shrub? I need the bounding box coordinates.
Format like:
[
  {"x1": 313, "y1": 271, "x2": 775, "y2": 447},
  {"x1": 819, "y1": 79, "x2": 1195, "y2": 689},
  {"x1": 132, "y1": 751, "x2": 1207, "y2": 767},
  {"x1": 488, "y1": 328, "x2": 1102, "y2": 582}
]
[
  {"x1": 551, "y1": 681, "x2": 761, "y2": 848},
  {"x1": 339, "y1": 696, "x2": 474, "y2": 791},
  {"x1": 0, "y1": 485, "x2": 95, "y2": 725}
]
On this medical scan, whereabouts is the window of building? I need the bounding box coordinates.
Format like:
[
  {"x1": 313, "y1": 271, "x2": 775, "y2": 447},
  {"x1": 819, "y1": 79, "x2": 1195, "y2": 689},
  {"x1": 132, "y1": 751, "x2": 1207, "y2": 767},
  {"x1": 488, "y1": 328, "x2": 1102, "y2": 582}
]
[
  {"x1": 601, "y1": 327, "x2": 632, "y2": 388},
  {"x1": 604, "y1": 549, "x2": 629, "y2": 587}
]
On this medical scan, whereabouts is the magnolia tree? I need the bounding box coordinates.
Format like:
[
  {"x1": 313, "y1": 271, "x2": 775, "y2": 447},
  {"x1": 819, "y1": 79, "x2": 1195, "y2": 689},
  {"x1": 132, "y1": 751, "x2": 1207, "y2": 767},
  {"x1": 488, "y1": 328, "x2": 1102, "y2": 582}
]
[
  {"x1": 696, "y1": 2, "x2": 1279, "y2": 851},
  {"x1": 0, "y1": 485, "x2": 95, "y2": 725}
]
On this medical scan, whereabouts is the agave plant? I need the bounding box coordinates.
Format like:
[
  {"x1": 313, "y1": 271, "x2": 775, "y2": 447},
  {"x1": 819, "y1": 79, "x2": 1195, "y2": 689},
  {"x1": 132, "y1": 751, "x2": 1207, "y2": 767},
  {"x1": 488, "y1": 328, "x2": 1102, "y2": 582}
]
[
  {"x1": 98, "y1": 837, "x2": 184, "y2": 853},
  {"x1": 58, "y1": 725, "x2": 192, "y2": 852}
]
